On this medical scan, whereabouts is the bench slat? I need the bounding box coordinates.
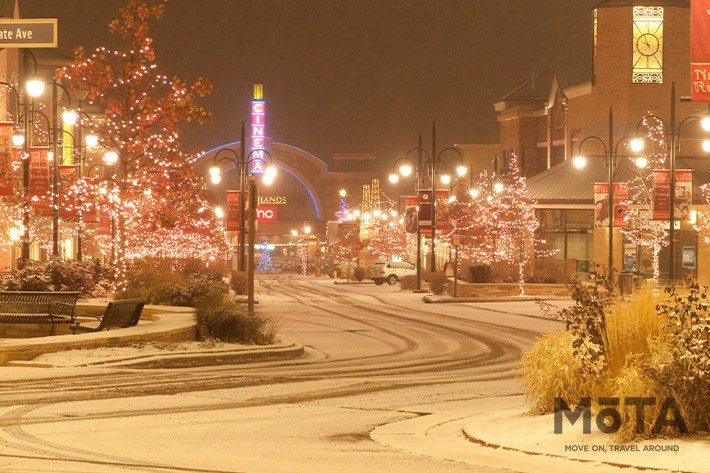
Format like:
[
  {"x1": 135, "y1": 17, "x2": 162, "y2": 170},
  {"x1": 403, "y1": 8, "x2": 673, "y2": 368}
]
[
  {"x1": 71, "y1": 299, "x2": 146, "y2": 333},
  {"x1": 0, "y1": 292, "x2": 80, "y2": 334}
]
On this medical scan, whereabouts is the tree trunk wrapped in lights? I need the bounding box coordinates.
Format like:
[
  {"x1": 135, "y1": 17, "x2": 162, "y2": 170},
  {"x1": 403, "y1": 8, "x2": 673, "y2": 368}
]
[{"x1": 624, "y1": 115, "x2": 670, "y2": 282}]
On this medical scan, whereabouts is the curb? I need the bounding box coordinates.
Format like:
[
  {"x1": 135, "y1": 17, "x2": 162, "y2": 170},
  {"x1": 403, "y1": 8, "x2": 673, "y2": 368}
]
[
  {"x1": 422, "y1": 295, "x2": 571, "y2": 303},
  {"x1": 95, "y1": 340, "x2": 306, "y2": 369},
  {"x1": 6, "y1": 339, "x2": 306, "y2": 369}
]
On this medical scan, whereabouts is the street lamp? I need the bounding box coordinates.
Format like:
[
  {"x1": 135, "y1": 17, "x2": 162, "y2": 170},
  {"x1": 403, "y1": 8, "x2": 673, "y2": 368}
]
[
  {"x1": 13, "y1": 50, "x2": 43, "y2": 261},
  {"x1": 389, "y1": 126, "x2": 462, "y2": 288},
  {"x1": 425, "y1": 122, "x2": 462, "y2": 274},
  {"x1": 389, "y1": 136, "x2": 425, "y2": 291},
  {"x1": 209, "y1": 143, "x2": 277, "y2": 272},
  {"x1": 17, "y1": 79, "x2": 76, "y2": 258},
  {"x1": 304, "y1": 225, "x2": 312, "y2": 275},
  {"x1": 574, "y1": 107, "x2": 641, "y2": 278},
  {"x1": 210, "y1": 151, "x2": 276, "y2": 316}
]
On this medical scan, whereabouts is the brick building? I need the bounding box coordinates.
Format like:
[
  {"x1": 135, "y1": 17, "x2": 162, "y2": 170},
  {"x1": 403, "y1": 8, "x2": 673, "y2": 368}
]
[{"x1": 494, "y1": 0, "x2": 710, "y2": 283}]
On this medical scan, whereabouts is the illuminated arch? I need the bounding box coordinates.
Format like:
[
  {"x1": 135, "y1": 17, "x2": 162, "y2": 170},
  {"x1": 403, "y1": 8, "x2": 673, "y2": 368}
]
[{"x1": 195, "y1": 140, "x2": 326, "y2": 221}]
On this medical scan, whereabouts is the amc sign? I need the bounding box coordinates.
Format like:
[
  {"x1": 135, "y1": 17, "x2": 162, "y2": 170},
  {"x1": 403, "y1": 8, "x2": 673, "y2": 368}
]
[{"x1": 257, "y1": 205, "x2": 277, "y2": 222}]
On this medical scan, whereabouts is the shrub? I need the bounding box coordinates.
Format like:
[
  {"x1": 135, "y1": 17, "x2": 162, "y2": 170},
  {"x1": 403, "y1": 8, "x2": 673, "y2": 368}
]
[
  {"x1": 231, "y1": 271, "x2": 248, "y2": 295},
  {"x1": 354, "y1": 266, "x2": 365, "y2": 281},
  {"x1": 553, "y1": 267, "x2": 616, "y2": 379},
  {"x1": 526, "y1": 258, "x2": 568, "y2": 284},
  {"x1": 149, "y1": 273, "x2": 226, "y2": 308},
  {"x1": 125, "y1": 261, "x2": 183, "y2": 293},
  {"x1": 520, "y1": 331, "x2": 595, "y2": 414},
  {"x1": 0, "y1": 259, "x2": 111, "y2": 297},
  {"x1": 653, "y1": 283, "x2": 710, "y2": 432},
  {"x1": 195, "y1": 297, "x2": 279, "y2": 344},
  {"x1": 428, "y1": 271, "x2": 448, "y2": 295},
  {"x1": 469, "y1": 264, "x2": 491, "y2": 283},
  {"x1": 399, "y1": 275, "x2": 417, "y2": 291},
  {"x1": 530, "y1": 273, "x2": 709, "y2": 438}
]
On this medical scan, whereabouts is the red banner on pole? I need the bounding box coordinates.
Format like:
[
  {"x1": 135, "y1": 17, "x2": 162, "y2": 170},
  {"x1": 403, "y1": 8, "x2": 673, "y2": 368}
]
[
  {"x1": 58, "y1": 165, "x2": 78, "y2": 218},
  {"x1": 653, "y1": 169, "x2": 693, "y2": 220},
  {"x1": 417, "y1": 190, "x2": 432, "y2": 228},
  {"x1": 691, "y1": 0, "x2": 710, "y2": 101},
  {"x1": 0, "y1": 122, "x2": 18, "y2": 196},
  {"x1": 594, "y1": 182, "x2": 628, "y2": 227},
  {"x1": 435, "y1": 189, "x2": 451, "y2": 231},
  {"x1": 29, "y1": 146, "x2": 51, "y2": 199},
  {"x1": 80, "y1": 177, "x2": 99, "y2": 224},
  {"x1": 98, "y1": 212, "x2": 111, "y2": 235},
  {"x1": 226, "y1": 190, "x2": 244, "y2": 231},
  {"x1": 405, "y1": 195, "x2": 418, "y2": 234}
]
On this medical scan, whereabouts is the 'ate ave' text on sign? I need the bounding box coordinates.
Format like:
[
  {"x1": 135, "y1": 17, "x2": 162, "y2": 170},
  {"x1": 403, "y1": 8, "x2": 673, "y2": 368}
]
[{"x1": 0, "y1": 19, "x2": 57, "y2": 48}]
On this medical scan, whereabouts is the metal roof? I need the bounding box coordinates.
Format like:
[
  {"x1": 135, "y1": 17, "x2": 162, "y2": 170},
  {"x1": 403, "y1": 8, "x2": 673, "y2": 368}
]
[{"x1": 526, "y1": 156, "x2": 710, "y2": 205}]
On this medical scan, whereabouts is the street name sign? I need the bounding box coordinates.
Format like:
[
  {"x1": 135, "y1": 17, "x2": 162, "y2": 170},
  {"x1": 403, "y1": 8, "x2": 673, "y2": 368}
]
[{"x1": 0, "y1": 19, "x2": 57, "y2": 48}]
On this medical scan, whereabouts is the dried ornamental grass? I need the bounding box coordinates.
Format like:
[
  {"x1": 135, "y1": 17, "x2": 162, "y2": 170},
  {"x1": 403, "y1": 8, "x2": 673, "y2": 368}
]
[
  {"x1": 520, "y1": 331, "x2": 595, "y2": 414},
  {"x1": 603, "y1": 365, "x2": 661, "y2": 441},
  {"x1": 603, "y1": 288, "x2": 664, "y2": 380}
]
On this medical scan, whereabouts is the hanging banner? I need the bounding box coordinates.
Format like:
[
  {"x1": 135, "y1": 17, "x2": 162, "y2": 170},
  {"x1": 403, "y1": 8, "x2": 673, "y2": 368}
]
[
  {"x1": 0, "y1": 122, "x2": 17, "y2": 196},
  {"x1": 405, "y1": 195, "x2": 418, "y2": 234},
  {"x1": 653, "y1": 169, "x2": 693, "y2": 220},
  {"x1": 98, "y1": 212, "x2": 111, "y2": 235},
  {"x1": 594, "y1": 182, "x2": 628, "y2": 227},
  {"x1": 226, "y1": 190, "x2": 244, "y2": 232},
  {"x1": 674, "y1": 169, "x2": 693, "y2": 220},
  {"x1": 417, "y1": 190, "x2": 433, "y2": 228},
  {"x1": 58, "y1": 165, "x2": 78, "y2": 218},
  {"x1": 419, "y1": 189, "x2": 452, "y2": 234},
  {"x1": 29, "y1": 146, "x2": 51, "y2": 199},
  {"x1": 79, "y1": 177, "x2": 99, "y2": 224},
  {"x1": 691, "y1": 0, "x2": 710, "y2": 101},
  {"x1": 435, "y1": 189, "x2": 451, "y2": 231}
]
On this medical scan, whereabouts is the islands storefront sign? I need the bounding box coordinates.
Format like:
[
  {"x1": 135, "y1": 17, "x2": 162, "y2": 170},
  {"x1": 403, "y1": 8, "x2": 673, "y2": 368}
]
[{"x1": 0, "y1": 19, "x2": 57, "y2": 48}]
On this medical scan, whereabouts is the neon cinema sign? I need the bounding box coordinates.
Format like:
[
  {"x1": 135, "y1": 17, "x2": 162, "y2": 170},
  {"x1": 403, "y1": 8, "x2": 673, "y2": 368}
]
[{"x1": 250, "y1": 83, "x2": 266, "y2": 174}]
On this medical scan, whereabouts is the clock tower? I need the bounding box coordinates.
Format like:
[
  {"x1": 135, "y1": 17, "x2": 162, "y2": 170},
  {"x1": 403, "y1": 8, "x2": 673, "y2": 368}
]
[{"x1": 592, "y1": 0, "x2": 692, "y2": 124}]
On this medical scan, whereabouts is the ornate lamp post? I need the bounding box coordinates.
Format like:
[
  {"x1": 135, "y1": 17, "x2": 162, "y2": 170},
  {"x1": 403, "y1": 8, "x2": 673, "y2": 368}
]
[
  {"x1": 208, "y1": 136, "x2": 276, "y2": 273},
  {"x1": 426, "y1": 123, "x2": 462, "y2": 274},
  {"x1": 573, "y1": 108, "x2": 642, "y2": 278},
  {"x1": 210, "y1": 151, "x2": 276, "y2": 316}
]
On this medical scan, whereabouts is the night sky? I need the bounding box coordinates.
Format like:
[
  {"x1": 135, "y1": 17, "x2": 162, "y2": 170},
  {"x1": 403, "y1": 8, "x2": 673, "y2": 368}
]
[{"x1": 20, "y1": 0, "x2": 601, "y2": 171}]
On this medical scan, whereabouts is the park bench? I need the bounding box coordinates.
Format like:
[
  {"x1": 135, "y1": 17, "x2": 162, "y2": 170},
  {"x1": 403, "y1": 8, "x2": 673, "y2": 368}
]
[
  {"x1": 70, "y1": 299, "x2": 146, "y2": 333},
  {"x1": 0, "y1": 291, "x2": 81, "y2": 335}
]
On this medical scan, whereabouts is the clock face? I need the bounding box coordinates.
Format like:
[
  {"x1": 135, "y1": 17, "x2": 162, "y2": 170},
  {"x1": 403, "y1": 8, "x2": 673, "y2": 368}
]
[{"x1": 636, "y1": 32, "x2": 660, "y2": 57}]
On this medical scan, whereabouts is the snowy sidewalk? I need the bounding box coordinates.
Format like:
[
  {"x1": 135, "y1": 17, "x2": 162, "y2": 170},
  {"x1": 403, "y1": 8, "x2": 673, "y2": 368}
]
[{"x1": 460, "y1": 395, "x2": 706, "y2": 473}]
